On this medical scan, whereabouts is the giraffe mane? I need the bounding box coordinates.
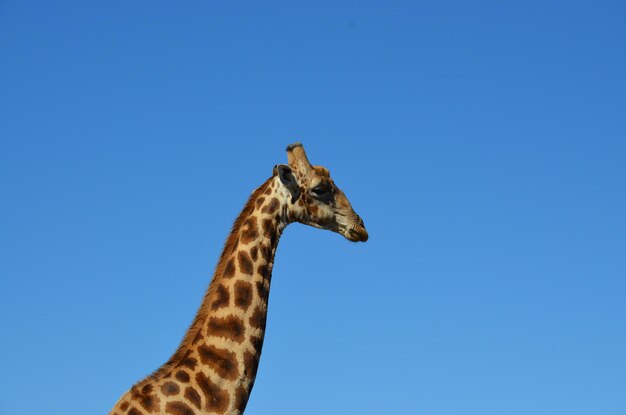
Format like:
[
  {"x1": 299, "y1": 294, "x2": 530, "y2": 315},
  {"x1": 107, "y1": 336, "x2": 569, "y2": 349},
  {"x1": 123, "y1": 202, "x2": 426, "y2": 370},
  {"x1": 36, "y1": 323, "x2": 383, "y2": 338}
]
[{"x1": 131, "y1": 176, "x2": 275, "y2": 391}]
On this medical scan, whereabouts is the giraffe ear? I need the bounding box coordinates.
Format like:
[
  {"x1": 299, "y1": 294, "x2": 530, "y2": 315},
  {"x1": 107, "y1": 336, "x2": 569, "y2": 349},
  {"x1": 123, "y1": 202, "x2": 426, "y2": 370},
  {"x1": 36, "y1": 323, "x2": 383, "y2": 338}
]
[{"x1": 275, "y1": 164, "x2": 301, "y2": 204}]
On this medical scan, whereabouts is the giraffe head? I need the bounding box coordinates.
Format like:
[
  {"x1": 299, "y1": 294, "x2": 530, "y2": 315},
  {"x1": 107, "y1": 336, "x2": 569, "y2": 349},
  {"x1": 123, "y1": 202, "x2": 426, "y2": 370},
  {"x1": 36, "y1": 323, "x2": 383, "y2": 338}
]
[{"x1": 273, "y1": 142, "x2": 368, "y2": 242}]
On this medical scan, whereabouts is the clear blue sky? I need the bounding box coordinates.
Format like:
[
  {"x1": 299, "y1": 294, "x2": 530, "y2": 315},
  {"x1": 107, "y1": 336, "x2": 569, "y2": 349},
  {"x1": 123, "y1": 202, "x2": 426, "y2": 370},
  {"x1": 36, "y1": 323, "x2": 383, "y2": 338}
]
[{"x1": 1, "y1": 1, "x2": 625, "y2": 414}]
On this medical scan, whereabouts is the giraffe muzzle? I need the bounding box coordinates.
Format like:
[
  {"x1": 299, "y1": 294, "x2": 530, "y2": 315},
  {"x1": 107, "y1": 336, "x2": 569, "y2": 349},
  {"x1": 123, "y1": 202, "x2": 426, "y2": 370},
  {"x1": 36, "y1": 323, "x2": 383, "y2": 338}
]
[{"x1": 346, "y1": 216, "x2": 368, "y2": 242}]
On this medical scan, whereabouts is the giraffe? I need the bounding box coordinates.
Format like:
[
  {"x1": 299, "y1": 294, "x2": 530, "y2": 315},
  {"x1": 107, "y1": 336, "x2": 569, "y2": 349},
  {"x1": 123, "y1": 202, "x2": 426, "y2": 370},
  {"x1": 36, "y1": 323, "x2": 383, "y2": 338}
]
[{"x1": 109, "y1": 143, "x2": 368, "y2": 415}]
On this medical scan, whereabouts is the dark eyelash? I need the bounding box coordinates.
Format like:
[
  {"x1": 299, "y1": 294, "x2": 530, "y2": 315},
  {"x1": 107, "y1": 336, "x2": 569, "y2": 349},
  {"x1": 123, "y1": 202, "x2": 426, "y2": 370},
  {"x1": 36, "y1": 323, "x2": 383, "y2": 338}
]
[{"x1": 312, "y1": 184, "x2": 329, "y2": 193}]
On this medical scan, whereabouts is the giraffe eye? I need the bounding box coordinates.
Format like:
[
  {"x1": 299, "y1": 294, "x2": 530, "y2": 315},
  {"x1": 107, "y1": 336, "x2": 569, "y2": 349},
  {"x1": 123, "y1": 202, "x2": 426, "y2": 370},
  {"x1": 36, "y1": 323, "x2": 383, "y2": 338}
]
[{"x1": 311, "y1": 184, "x2": 332, "y2": 201}]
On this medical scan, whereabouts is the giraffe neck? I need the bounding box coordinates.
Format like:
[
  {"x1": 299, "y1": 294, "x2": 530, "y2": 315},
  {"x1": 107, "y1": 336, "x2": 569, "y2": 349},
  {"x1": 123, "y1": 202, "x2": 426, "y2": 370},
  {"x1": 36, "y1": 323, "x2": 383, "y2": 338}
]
[
  {"x1": 112, "y1": 176, "x2": 290, "y2": 415},
  {"x1": 185, "y1": 176, "x2": 288, "y2": 412}
]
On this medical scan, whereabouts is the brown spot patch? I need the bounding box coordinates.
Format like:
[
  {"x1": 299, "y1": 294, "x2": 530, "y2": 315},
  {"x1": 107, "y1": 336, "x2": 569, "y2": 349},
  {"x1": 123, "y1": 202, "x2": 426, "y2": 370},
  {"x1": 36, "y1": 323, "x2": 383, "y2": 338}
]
[
  {"x1": 249, "y1": 306, "x2": 267, "y2": 330},
  {"x1": 262, "y1": 198, "x2": 279, "y2": 214},
  {"x1": 234, "y1": 385, "x2": 249, "y2": 413},
  {"x1": 244, "y1": 350, "x2": 260, "y2": 379},
  {"x1": 120, "y1": 402, "x2": 129, "y2": 411},
  {"x1": 196, "y1": 371, "x2": 229, "y2": 413},
  {"x1": 263, "y1": 186, "x2": 272, "y2": 195},
  {"x1": 256, "y1": 280, "x2": 269, "y2": 301},
  {"x1": 261, "y1": 218, "x2": 274, "y2": 237},
  {"x1": 161, "y1": 381, "x2": 180, "y2": 396},
  {"x1": 223, "y1": 258, "x2": 235, "y2": 278},
  {"x1": 250, "y1": 246, "x2": 258, "y2": 261},
  {"x1": 165, "y1": 401, "x2": 194, "y2": 415},
  {"x1": 207, "y1": 315, "x2": 245, "y2": 343},
  {"x1": 175, "y1": 370, "x2": 190, "y2": 383},
  {"x1": 234, "y1": 280, "x2": 253, "y2": 311},
  {"x1": 197, "y1": 344, "x2": 239, "y2": 381},
  {"x1": 257, "y1": 263, "x2": 270, "y2": 280},
  {"x1": 180, "y1": 355, "x2": 197, "y2": 370},
  {"x1": 184, "y1": 387, "x2": 202, "y2": 410},
  {"x1": 255, "y1": 196, "x2": 265, "y2": 208},
  {"x1": 250, "y1": 335, "x2": 264, "y2": 354},
  {"x1": 241, "y1": 216, "x2": 259, "y2": 244},
  {"x1": 210, "y1": 284, "x2": 230, "y2": 310},
  {"x1": 237, "y1": 250, "x2": 253, "y2": 275},
  {"x1": 134, "y1": 388, "x2": 160, "y2": 413},
  {"x1": 128, "y1": 408, "x2": 143, "y2": 415}
]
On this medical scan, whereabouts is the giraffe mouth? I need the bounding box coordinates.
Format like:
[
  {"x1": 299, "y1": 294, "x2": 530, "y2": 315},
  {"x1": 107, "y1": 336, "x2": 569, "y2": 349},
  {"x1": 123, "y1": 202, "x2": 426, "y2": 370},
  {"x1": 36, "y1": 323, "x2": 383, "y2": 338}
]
[
  {"x1": 345, "y1": 223, "x2": 368, "y2": 242},
  {"x1": 335, "y1": 212, "x2": 368, "y2": 242}
]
